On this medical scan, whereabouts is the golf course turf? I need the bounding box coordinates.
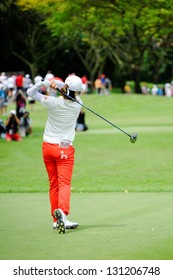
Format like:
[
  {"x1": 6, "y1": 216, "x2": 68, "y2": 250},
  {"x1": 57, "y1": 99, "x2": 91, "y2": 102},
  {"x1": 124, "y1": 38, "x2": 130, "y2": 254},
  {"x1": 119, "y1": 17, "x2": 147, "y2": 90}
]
[
  {"x1": 1, "y1": 192, "x2": 173, "y2": 260},
  {"x1": 0, "y1": 93, "x2": 173, "y2": 260}
]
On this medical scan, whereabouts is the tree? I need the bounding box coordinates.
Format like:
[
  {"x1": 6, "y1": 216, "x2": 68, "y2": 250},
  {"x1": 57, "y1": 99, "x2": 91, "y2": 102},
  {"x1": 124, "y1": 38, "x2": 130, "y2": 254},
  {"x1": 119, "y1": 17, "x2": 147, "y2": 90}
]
[
  {"x1": 0, "y1": 0, "x2": 15, "y2": 12},
  {"x1": 1, "y1": 2, "x2": 60, "y2": 79},
  {"x1": 13, "y1": 0, "x2": 173, "y2": 88},
  {"x1": 77, "y1": 0, "x2": 173, "y2": 92},
  {"x1": 17, "y1": 0, "x2": 111, "y2": 82}
]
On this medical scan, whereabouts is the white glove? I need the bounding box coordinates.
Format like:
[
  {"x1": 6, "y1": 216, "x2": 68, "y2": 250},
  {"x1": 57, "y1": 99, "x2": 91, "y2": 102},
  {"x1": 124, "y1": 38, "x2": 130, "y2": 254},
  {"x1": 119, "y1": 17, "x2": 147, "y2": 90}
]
[{"x1": 42, "y1": 80, "x2": 51, "y2": 88}]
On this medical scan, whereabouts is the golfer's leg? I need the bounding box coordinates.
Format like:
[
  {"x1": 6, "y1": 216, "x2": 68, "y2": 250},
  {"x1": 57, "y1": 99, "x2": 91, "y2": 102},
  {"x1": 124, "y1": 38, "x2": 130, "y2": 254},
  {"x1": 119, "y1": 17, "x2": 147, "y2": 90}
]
[
  {"x1": 57, "y1": 147, "x2": 74, "y2": 216},
  {"x1": 45, "y1": 160, "x2": 59, "y2": 221},
  {"x1": 42, "y1": 142, "x2": 59, "y2": 221}
]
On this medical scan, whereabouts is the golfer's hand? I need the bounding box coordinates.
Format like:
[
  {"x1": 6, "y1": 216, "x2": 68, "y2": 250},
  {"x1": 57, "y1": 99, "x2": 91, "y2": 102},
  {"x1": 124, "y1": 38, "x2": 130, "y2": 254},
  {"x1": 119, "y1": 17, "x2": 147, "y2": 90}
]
[
  {"x1": 50, "y1": 80, "x2": 58, "y2": 90},
  {"x1": 61, "y1": 84, "x2": 68, "y2": 93}
]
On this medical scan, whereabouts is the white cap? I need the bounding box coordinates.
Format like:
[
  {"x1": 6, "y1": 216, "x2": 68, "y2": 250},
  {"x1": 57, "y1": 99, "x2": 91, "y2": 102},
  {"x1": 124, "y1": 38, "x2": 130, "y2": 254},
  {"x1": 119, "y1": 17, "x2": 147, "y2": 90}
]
[
  {"x1": 10, "y1": 110, "x2": 16, "y2": 115},
  {"x1": 65, "y1": 75, "x2": 83, "y2": 92}
]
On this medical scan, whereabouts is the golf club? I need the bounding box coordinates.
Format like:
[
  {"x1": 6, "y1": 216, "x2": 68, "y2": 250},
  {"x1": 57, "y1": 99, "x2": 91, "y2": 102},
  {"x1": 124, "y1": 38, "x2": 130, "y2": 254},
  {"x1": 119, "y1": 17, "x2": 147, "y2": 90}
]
[{"x1": 56, "y1": 88, "x2": 138, "y2": 143}]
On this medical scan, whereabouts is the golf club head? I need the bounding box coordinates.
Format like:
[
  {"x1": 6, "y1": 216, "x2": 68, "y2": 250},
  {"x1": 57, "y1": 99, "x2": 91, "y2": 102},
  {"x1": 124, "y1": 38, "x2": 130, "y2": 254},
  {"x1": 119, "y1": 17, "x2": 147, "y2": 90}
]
[{"x1": 130, "y1": 133, "x2": 138, "y2": 143}]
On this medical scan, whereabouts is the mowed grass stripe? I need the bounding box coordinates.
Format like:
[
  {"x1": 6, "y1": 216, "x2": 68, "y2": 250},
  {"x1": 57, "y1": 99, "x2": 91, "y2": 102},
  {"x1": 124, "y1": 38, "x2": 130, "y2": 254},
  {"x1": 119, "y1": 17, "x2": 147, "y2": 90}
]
[
  {"x1": 0, "y1": 130, "x2": 173, "y2": 193},
  {"x1": 0, "y1": 193, "x2": 173, "y2": 260},
  {"x1": 83, "y1": 126, "x2": 173, "y2": 134}
]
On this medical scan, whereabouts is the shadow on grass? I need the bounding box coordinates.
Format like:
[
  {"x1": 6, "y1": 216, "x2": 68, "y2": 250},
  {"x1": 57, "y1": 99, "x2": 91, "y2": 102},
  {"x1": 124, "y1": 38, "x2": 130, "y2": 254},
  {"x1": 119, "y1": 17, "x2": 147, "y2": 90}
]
[{"x1": 66, "y1": 223, "x2": 127, "y2": 234}]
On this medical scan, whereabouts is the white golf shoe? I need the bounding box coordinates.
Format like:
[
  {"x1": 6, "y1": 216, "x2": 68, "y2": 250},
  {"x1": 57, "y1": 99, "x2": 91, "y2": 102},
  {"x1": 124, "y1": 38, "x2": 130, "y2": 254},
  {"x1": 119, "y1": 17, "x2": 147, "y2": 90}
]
[
  {"x1": 53, "y1": 218, "x2": 79, "y2": 231},
  {"x1": 65, "y1": 219, "x2": 79, "y2": 229}
]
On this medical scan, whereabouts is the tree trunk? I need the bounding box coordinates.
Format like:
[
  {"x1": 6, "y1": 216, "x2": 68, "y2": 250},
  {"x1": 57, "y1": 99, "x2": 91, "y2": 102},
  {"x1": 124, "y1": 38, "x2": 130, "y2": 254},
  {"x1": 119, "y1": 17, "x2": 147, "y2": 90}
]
[
  {"x1": 133, "y1": 66, "x2": 142, "y2": 93},
  {"x1": 29, "y1": 63, "x2": 39, "y2": 82}
]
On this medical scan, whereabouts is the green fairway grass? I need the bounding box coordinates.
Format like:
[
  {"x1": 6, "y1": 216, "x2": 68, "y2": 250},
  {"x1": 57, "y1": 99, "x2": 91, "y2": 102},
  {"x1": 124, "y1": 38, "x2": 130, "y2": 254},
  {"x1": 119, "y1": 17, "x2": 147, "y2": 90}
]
[
  {"x1": 0, "y1": 193, "x2": 173, "y2": 260},
  {"x1": 0, "y1": 94, "x2": 173, "y2": 193},
  {"x1": 0, "y1": 93, "x2": 173, "y2": 260}
]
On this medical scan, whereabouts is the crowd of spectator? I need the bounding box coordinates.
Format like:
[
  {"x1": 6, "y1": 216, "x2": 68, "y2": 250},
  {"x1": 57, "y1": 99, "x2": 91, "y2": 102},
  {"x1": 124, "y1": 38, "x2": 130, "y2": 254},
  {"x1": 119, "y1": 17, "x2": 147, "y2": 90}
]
[
  {"x1": 0, "y1": 71, "x2": 90, "y2": 140},
  {"x1": 0, "y1": 70, "x2": 172, "y2": 140},
  {"x1": 125, "y1": 81, "x2": 173, "y2": 96},
  {"x1": 150, "y1": 83, "x2": 173, "y2": 97},
  {"x1": 0, "y1": 71, "x2": 33, "y2": 141}
]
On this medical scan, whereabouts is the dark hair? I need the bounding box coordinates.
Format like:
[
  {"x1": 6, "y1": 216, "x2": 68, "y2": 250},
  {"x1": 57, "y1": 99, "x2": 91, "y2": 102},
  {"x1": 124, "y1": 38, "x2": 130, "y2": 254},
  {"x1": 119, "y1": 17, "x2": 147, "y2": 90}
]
[{"x1": 68, "y1": 90, "x2": 76, "y2": 101}]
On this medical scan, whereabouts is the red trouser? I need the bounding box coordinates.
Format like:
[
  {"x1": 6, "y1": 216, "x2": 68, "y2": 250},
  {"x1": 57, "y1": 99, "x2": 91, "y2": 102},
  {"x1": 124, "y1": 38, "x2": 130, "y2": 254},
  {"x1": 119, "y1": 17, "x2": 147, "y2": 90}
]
[{"x1": 42, "y1": 142, "x2": 75, "y2": 222}]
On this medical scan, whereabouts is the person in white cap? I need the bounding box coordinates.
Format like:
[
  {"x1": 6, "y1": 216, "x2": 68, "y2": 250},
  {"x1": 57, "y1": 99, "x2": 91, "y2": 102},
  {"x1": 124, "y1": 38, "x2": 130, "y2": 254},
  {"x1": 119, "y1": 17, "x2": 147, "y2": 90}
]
[
  {"x1": 27, "y1": 75, "x2": 83, "y2": 234},
  {"x1": 23, "y1": 74, "x2": 32, "y2": 94}
]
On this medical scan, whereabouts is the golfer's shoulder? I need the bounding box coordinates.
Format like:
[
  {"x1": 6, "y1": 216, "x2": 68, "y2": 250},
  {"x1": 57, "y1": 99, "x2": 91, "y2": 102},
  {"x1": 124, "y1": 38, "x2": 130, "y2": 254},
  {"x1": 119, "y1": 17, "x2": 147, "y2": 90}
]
[
  {"x1": 41, "y1": 95, "x2": 59, "y2": 107},
  {"x1": 76, "y1": 96, "x2": 83, "y2": 104}
]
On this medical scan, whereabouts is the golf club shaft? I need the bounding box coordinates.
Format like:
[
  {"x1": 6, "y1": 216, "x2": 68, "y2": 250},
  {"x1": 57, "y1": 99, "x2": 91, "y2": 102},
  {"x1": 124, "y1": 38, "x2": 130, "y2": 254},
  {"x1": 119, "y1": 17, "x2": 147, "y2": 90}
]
[{"x1": 56, "y1": 88, "x2": 131, "y2": 137}]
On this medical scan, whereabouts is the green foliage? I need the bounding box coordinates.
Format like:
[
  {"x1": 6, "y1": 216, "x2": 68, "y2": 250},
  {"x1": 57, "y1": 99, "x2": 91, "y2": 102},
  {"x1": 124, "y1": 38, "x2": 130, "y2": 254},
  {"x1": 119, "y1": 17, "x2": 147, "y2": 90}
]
[
  {"x1": 0, "y1": 0, "x2": 14, "y2": 12},
  {"x1": 15, "y1": 0, "x2": 173, "y2": 85}
]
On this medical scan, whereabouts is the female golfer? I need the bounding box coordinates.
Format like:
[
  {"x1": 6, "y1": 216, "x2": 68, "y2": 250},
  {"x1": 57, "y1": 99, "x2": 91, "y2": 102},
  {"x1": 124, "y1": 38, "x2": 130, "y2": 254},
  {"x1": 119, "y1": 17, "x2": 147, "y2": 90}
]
[{"x1": 27, "y1": 75, "x2": 83, "y2": 234}]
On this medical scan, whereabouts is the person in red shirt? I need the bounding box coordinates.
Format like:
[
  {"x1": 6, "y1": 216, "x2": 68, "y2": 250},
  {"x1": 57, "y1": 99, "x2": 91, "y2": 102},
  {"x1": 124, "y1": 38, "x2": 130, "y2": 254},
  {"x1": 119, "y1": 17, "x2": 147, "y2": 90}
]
[
  {"x1": 81, "y1": 75, "x2": 88, "y2": 94},
  {"x1": 16, "y1": 73, "x2": 24, "y2": 91}
]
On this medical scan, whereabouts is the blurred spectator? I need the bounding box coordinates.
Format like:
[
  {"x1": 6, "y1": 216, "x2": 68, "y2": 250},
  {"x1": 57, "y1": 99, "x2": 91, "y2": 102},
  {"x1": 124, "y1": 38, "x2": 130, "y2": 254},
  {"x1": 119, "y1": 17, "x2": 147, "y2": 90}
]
[
  {"x1": 151, "y1": 84, "x2": 158, "y2": 96},
  {"x1": 34, "y1": 74, "x2": 43, "y2": 84},
  {"x1": 100, "y1": 73, "x2": 107, "y2": 95},
  {"x1": 104, "y1": 77, "x2": 112, "y2": 95},
  {"x1": 157, "y1": 87, "x2": 163, "y2": 96},
  {"x1": 0, "y1": 119, "x2": 6, "y2": 138},
  {"x1": 0, "y1": 82, "x2": 6, "y2": 116},
  {"x1": 81, "y1": 75, "x2": 88, "y2": 94},
  {"x1": 94, "y1": 76, "x2": 103, "y2": 94},
  {"x1": 5, "y1": 110, "x2": 21, "y2": 142},
  {"x1": 162, "y1": 85, "x2": 166, "y2": 96},
  {"x1": 75, "y1": 109, "x2": 88, "y2": 132},
  {"x1": 124, "y1": 82, "x2": 131, "y2": 94},
  {"x1": 15, "y1": 90, "x2": 26, "y2": 119},
  {"x1": 100, "y1": 74, "x2": 106, "y2": 87},
  {"x1": 16, "y1": 73, "x2": 24, "y2": 91},
  {"x1": 165, "y1": 83, "x2": 172, "y2": 97},
  {"x1": 44, "y1": 70, "x2": 54, "y2": 80},
  {"x1": 28, "y1": 95, "x2": 35, "y2": 111},
  {"x1": 23, "y1": 74, "x2": 32, "y2": 95},
  {"x1": 19, "y1": 111, "x2": 32, "y2": 137},
  {"x1": 0, "y1": 72, "x2": 7, "y2": 83},
  {"x1": 7, "y1": 74, "x2": 16, "y2": 98},
  {"x1": 141, "y1": 83, "x2": 149, "y2": 95}
]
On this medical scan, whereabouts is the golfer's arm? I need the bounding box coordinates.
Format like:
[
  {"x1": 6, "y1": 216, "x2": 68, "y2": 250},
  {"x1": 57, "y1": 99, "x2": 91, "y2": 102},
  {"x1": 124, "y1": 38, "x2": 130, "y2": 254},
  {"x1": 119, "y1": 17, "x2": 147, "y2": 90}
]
[
  {"x1": 27, "y1": 81, "x2": 50, "y2": 102},
  {"x1": 55, "y1": 80, "x2": 65, "y2": 89},
  {"x1": 27, "y1": 80, "x2": 65, "y2": 102}
]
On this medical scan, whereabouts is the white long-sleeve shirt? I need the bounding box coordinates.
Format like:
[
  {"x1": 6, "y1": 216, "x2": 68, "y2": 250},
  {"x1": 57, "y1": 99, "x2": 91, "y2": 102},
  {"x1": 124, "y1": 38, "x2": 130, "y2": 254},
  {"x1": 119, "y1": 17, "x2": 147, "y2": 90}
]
[{"x1": 27, "y1": 80, "x2": 82, "y2": 144}]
